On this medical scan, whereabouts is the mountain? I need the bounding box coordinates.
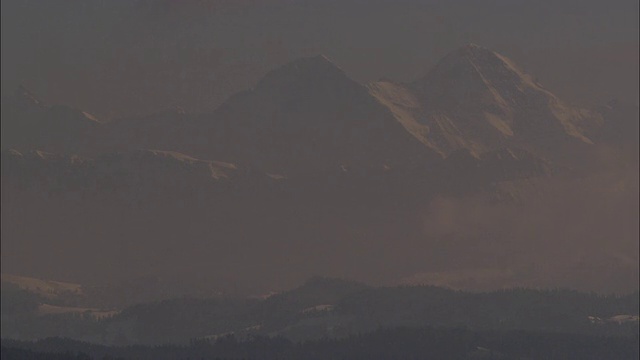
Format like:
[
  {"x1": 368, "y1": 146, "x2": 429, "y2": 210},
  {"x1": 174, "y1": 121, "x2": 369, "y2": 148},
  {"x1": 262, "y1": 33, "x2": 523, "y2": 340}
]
[
  {"x1": 1, "y1": 45, "x2": 636, "y2": 295},
  {"x1": 204, "y1": 54, "x2": 439, "y2": 172},
  {"x1": 1, "y1": 86, "x2": 101, "y2": 153},
  {"x1": 0, "y1": 148, "x2": 262, "y2": 201},
  {"x1": 370, "y1": 44, "x2": 602, "y2": 160},
  {"x1": 1, "y1": 46, "x2": 623, "y2": 175},
  {"x1": 93, "y1": 46, "x2": 602, "y2": 173}
]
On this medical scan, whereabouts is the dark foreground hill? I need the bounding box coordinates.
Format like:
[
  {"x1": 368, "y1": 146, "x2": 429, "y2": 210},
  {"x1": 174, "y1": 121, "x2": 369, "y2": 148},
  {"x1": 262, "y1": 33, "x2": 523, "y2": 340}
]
[
  {"x1": 3, "y1": 327, "x2": 639, "y2": 360},
  {"x1": 2, "y1": 277, "x2": 638, "y2": 345}
]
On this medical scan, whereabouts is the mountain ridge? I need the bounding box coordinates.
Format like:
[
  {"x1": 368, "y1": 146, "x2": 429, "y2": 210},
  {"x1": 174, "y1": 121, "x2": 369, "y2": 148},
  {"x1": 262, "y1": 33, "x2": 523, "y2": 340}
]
[
  {"x1": 1, "y1": 45, "x2": 615, "y2": 174},
  {"x1": 405, "y1": 44, "x2": 598, "y2": 156}
]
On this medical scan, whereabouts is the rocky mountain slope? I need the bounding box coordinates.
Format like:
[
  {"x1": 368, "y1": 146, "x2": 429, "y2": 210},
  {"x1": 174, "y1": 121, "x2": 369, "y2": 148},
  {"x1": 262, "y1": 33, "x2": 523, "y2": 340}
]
[{"x1": 371, "y1": 44, "x2": 602, "y2": 160}]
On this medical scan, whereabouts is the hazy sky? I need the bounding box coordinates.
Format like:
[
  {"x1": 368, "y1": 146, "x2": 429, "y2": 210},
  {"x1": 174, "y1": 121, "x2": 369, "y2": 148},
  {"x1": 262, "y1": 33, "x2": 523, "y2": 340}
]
[{"x1": 2, "y1": 0, "x2": 638, "y2": 117}]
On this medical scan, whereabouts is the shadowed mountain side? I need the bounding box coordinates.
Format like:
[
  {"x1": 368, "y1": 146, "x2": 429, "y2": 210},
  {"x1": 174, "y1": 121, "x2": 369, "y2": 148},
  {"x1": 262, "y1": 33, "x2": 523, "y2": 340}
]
[
  {"x1": 47, "y1": 54, "x2": 440, "y2": 173},
  {"x1": 200, "y1": 55, "x2": 440, "y2": 172},
  {"x1": 1, "y1": 87, "x2": 101, "y2": 154}
]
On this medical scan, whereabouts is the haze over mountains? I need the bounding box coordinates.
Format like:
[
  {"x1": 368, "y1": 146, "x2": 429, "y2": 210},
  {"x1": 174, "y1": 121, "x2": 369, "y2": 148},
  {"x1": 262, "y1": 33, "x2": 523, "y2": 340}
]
[
  {"x1": 1, "y1": 1, "x2": 638, "y2": 357},
  {"x1": 2, "y1": 44, "x2": 638, "y2": 297},
  {"x1": 2, "y1": 0, "x2": 638, "y2": 118},
  {"x1": 1, "y1": 45, "x2": 624, "y2": 169}
]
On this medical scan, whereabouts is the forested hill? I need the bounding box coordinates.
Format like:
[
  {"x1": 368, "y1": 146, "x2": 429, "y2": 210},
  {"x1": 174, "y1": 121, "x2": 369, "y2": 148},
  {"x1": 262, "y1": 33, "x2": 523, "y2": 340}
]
[
  {"x1": 3, "y1": 327, "x2": 639, "y2": 360},
  {"x1": 2, "y1": 278, "x2": 638, "y2": 345}
]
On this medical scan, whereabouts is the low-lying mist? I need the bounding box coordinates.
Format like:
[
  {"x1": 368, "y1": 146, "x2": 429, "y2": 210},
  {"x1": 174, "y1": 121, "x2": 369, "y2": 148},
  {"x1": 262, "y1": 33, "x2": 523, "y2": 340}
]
[
  {"x1": 406, "y1": 162, "x2": 638, "y2": 293},
  {"x1": 1, "y1": 146, "x2": 637, "y2": 297}
]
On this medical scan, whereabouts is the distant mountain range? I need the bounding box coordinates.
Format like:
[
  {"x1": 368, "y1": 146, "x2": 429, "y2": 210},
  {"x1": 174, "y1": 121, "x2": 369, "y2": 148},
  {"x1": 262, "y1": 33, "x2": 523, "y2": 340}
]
[
  {"x1": 1, "y1": 45, "x2": 638, "y2": 294},
  {"x1": 2, "y1": 44, "x2": 631, "y2": 171}
]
